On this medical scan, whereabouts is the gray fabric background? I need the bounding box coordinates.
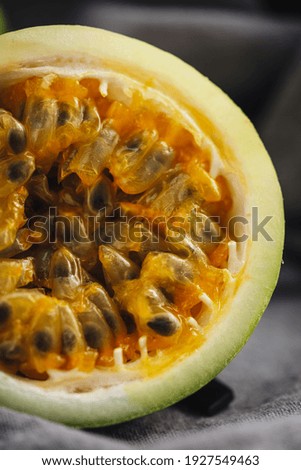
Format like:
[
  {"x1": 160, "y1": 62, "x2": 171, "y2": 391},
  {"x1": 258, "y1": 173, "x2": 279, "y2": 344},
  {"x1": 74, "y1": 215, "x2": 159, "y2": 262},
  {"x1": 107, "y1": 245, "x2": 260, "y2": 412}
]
[{"x1": 0, "y1": 5, "x2": 300, "y2": 449}]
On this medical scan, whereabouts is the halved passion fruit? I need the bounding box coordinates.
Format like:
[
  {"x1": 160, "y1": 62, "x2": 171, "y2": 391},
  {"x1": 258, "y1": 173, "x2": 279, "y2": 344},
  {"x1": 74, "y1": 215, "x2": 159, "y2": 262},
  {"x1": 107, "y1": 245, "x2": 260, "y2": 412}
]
[{"x1": 0, "y1": 26, "x2": 284, "y2": 426}]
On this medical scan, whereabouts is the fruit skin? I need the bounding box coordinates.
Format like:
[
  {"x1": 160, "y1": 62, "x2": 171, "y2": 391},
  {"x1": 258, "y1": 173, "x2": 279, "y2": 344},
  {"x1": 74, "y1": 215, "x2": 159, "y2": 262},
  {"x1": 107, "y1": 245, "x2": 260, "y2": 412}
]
[{"x1": 0, "y1": 25, "x2": 284, "y2": 427}]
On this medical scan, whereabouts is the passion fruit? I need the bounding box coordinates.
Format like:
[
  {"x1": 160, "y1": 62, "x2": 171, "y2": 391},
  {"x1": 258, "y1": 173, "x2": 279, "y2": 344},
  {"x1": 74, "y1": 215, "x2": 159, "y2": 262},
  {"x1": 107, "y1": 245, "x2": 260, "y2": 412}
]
[{"x1": 0, "y1": 25, "x2": 284, "y2": 427}]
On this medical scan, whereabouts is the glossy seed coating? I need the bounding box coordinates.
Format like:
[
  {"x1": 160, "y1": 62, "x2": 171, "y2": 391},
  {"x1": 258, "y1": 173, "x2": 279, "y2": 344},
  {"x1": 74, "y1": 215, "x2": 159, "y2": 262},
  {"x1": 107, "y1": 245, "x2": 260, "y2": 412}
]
[
  {"x1": 0, "y1": 258, "x2": 34, "y2": 294},
  {"x1": 111, "y1": 130, "x2": 175, "y2": 194},
  {"x1": 0, "y1": 74, "x2": 230, "y2": 375},
  {"x1": 0, "y1": 109, "x2": 27, "y2": 156},
  {"x1": 33, "y1": 245, "x2": 53, "y2": 288},
  {"x1": 0, "y1": 187, "x2": 27, "y2": 251},
  {"x1": 55, "y1": 214, "x2": 97, "y2": 271},
  {"x1": 25, "y1": 98, "x2": 58, "y2": 157},
  {"x1": 29, "y1": 299, "x2": 62, "y2": 365},
  {"x1": 138, "y1": 169, "x2": 194, "y2": 216},
  {"x1": 27, "y1": 170, "x2": 56, "y2": 205},
  {"x1": 99, "y1": 245, "x2": 140, "y2": 287},
  {"x1": 0, "y1": 228, "x2": 35, "y2": 258},
  {"x1": 0, "y1": 289, "x2": 45, "y2": 314},
  {"x1": 87, "y1": 175, "x2": 114, "y2": 215},
  {"x1": 78, "y1": 305, "x2": 113, "y2": 351},
  {"x1": 59, "y1": 304, "x2": 85, "y2": 355},
  {"x1": 102, "y1": 219, "x2": 167, "y2": 262},
  {"x1": 0, "y1": 153, "x2": 35, "y2": 198},
  {"x1": 49, "y1": 247, "x2": 83, "y2": 300},
  {"x1": 84, "y1": 283, "x2": 126, "y2": 338},
  {"x1": 61, "y1": 125, "x2": 119, "y2": 185},
  {"x1": 141, "y1": 252, "x2": 195, "y2": 285},
  {"x1": 8, "y1": 127, "x2": 27, "y2": 154}
]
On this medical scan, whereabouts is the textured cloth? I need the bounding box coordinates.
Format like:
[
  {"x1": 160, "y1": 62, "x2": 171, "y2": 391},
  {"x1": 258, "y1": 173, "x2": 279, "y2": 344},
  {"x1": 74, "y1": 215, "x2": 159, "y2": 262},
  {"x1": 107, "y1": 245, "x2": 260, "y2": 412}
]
[
  {"x1": 1, "y1": 285, "x2": 301, "y2": 450},
  {"x1": 1, "y1": 6, "x2": 301, "y2": 450}
]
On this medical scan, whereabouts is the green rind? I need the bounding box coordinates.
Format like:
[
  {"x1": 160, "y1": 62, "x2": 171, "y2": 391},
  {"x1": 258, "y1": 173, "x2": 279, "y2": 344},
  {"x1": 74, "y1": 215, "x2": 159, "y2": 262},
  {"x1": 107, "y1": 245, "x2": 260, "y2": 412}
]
[{"x1": 0, "y1": 25, "x2": 284, "y2": 427}]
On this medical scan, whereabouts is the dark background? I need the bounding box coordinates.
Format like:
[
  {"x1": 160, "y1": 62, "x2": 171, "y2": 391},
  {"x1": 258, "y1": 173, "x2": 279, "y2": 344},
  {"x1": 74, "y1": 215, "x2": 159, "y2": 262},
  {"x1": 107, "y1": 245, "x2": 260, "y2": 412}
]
[{"x1": 0, "y1": 0, "x2": 300, "y2": 449}]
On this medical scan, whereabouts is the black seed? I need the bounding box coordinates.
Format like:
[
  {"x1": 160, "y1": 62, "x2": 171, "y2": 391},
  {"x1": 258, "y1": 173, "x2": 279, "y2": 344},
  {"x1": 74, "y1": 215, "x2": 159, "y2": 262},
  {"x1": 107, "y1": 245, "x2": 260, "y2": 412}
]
[
  {"x1": 62, "y1": 328, "x2": 77, "y2": 353},
  {"x1": 83, "y1": 322, "x2": 103, "y2": 349},
  {"x1": 57, "y1": 108, "x2": 70, "y2": 126},
  {"x1": 127, "y1": 270, "x2": 139, "y2": 281},
  {"x1": 0, "y1": 302, "x2": 12, "y2": 325},
  {"x1": 126, "y1": 135, "x2": 141, "y2": 151},
  {"x1": 53, "y1": 262, "x2": 69, "y2": 278},
  {"x1": 82, "y1": 105, "x2": 90, "y2": 122},
  {"x1": 102, "y1": 309, "x2": 117, "y2": 332},
  {"x1": 33, "y1": 330, "x2": 53, "y2": 353},
  {"x1": 0, "y1": 341, "x2": 23, "y2": 362},
  {"x1": 90, "y1": 190, "x2": 106, "y2": 212},
  {"x1": 147, "y1": 314, "x2": 179, "y2": 336},
  {"x1": 159, "y1": 287, "x2": 174, "y2": 303},
  {"x1": 8, "y1": 128, "x2": 27, "y2": 154},
  {"x1": 120, "y1": 310, "x2": 136, "y2": 334},
  {"x1": 89, "y1": 180, "x2": 112, "y2": 213},
  {"x1": 183, "y1": 186, "x2": 194, "y2": 199},
  {"x1": 7, "y1": 160, "x2": 29, "y2": 182}
]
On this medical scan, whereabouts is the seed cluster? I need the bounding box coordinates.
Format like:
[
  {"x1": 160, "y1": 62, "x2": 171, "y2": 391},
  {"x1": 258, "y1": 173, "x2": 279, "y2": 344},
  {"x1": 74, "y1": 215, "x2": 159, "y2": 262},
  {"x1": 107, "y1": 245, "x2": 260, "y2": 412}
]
[{"x1": 0, "y1": 75, "x2": 231, "y2": 378}]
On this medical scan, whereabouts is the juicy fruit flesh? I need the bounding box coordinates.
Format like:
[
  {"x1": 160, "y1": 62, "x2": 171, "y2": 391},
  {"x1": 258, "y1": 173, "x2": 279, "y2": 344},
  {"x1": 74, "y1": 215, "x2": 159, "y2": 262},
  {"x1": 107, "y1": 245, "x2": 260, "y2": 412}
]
[{"x1": 0, "y1": 74, "x2": 234, "y2": 380}]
